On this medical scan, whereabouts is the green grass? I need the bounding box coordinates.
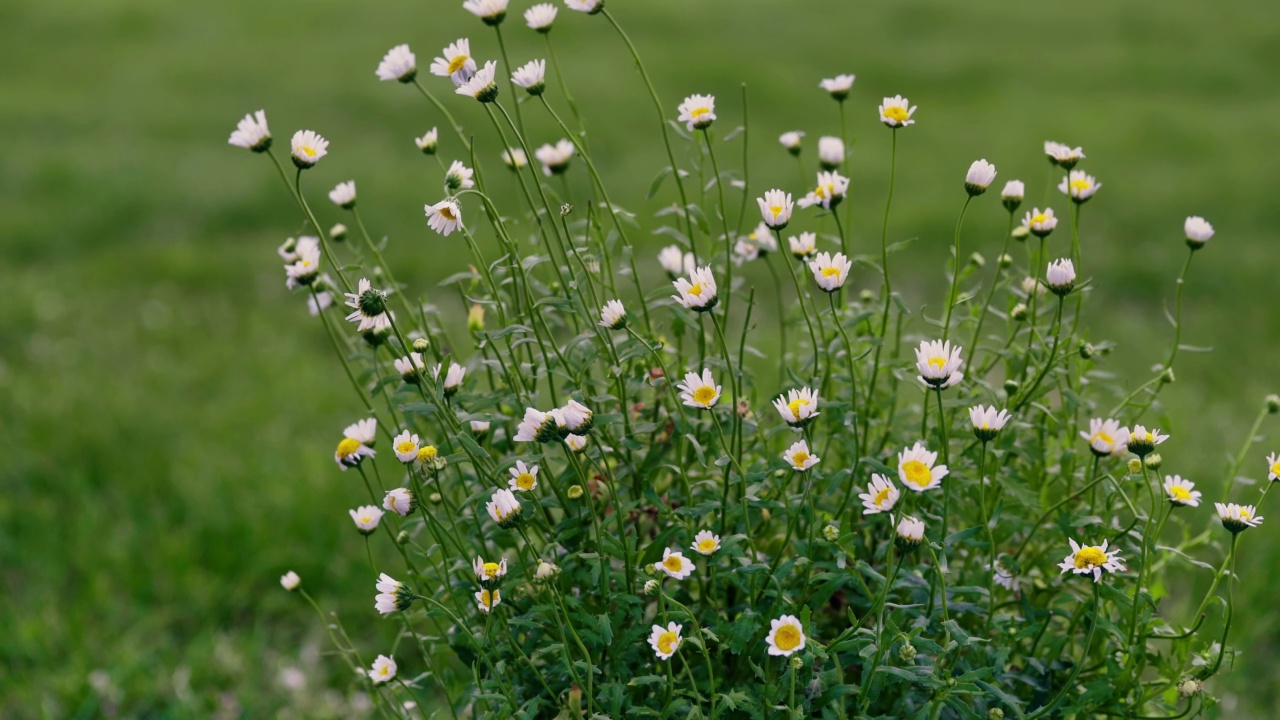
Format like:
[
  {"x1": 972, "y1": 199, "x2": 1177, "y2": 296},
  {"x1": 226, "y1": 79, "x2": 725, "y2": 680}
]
[{"x1": 3, "y1": 0, "x2": 1280, "y2": 715}]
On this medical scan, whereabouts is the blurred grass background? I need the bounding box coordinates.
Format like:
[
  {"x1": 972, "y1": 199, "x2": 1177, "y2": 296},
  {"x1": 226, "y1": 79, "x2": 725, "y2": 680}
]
[{"x1": 3, "y1": 0, "x2": 1278, "y2": 716}]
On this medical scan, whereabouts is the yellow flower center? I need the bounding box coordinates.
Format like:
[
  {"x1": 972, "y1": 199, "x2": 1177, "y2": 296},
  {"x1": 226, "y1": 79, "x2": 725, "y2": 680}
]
[
  {"x1": 1032, "y1": 213, "x2": 1049, "y2": 225},
  {"x1": 1271, "y1": 462, "x2": 1280, "y2": 477},
  {"x1": 770, "y1": 205, "x2": 784, "y2": 218},
  {"x1": 300, "y1": 145, "x2": 316, "y2": 158},
  {"x1": 396, "y1": 441, "x2": 416, "y2": 454},
  {"x1": 691, "y1": 107, "x2": 710, "y2": 118},
  {"x1": 688, "y1": 283, "x2": 703, "y2": 297},
  {"x1": 1170, "y1": 486, "x2": 1191, "y2": 501},
  {"x1": 377, "y1": 665, "x2": 390, "y2": 677},
  {"x1": 901, "y1": 460, "x2": 931, "y2": 487},
  {"x1": 1070, "y1": 179, "x2": 1092, "y2": 194},
  {"x1": 1091, "y1": 432, "x2": 1113, "y2": 447},
  {"x1": 774, "y1": 624, "x2": 802, "y2": 652},
  {"x1": 336, "y1": 438, "x2": 361, "y2": 458},
  {"x1": 883, "y1": 106, "x2": 909, "y2": 123},
  {"x1": 663, "y1": 555, "x2": 684, "y2": 573},
  {"x1": 873, "y1": 486, "x2": 894, "y2": 507},
  {"x1": 516, "y1": 473, "x2": 536, "y2": 490},
  {"x1": 791, "y1": 451, "x2": 810, "y2": 466},
  {"x1": 482, "y1": 562, "x2": 500, "y2": 578},
  {"x1": 821, "y1": 267, "x2": 841, "y2": 278},
  {"x1": 815, "y1": 185, "x2": 831, "y2": 199},
  {"x1": 417, "y1": 445, "x2": 438, "y2": 462},
  {"x1": 359, "y1": 513, "x2": 374, "y2": 523},
  {"x1": 692, "y1": 386, "x2": 717, "y2": 405},
  {"x1": 697, "y1": 538, "x2": 718, "y2": 553},
  {"x1": 1073, "y1": 547, "x2": 1108, "y2": 569},
  {"x1": 787, "y1": 398, "x2": 810, "y2": 418},
  {"x1": 658, "y1": 631, "x2": 679, "y2": 655},
  {"x1": 479, "y1": 589, "x2": 494, "y2": 607},
  {"x1": 1240, "y1": 508, "x2": 1252, "y2": 520},
  {"x1": 438, "y1": 205, "x2": 457, "y2": 221},
  {"x1": 447, "y1": 56, "x2": 468, "y2": 74},
  {"x1": 927, "y1": 356, "x2": 946, "y2": 371}
]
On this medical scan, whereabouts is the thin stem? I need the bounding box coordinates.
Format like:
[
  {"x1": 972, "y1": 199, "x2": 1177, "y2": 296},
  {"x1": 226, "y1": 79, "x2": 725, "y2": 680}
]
[{"x1": 941, "y1": 196, "x2": 973, "y2": 342}]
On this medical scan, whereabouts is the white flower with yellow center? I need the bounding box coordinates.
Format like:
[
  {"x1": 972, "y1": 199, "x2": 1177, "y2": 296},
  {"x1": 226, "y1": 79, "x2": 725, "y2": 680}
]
[
  {"x1": 765, "y1": 615, "x2": 806, "y2": 657},
  {"x1": 969, "y1": 405, "x2": 1011, "y2": 442},
  {"x1": 392, "y1": 430, "x2": 420, "y2": 463},
  {"x1": 757, "y1": 189, "x2": 794, "y2": 229},
  {"x1": 817, "y1": 136, "x2": 845, "y2": 169},
  {"x1": 536, "y1": 139, "x2": 575, "y2": 176},
  {"x1": 798, "y1": 171, "x2": 850, "y2": 210},
  {"x1": 654, "y1": 547, "x2": 694, "y2": 580},
  {"x1": 773, "y1": 387, "x2": 820, "y2": 428},
  {"x1": 897, "y1": 441, "x2": 947, "y2": 492},
  {"x1": 1216, "y1": 502, "x2": 1263, "y2": 533},
  {"x1": 394, "y1": 352, "x2": 426, "y2": 383},
  {"x1": 415, "y1": 128, "x2": 439, "y2": 155},
  {"x1": 328, "y1": 180, "x2": 357, "y2": 209},
  {"x1": 475, "y1": 588, "x2": 502, "y2": 613},
  {"x1": 334, "y1": 419, "x2": 377, "y2": 469},
  {"x1": 1163, "y1": 476, "x2": 1201, "y2": 507},
  {"x1": 456, "y1": 60, "x2": 499, "y2": 102},
  {"x1": 375, "y1": 44, "x2": 417, "y2": 83},
  {"x1": 672, "y1": 266, "x2": 719, "y2": 312},
  {"x1": 648, "y1": 621, "x2": 683, "y2": 660},
  {"x1": 464, "y1": 0, "x2": 509, "y2": 25},
  {"x1": 879, "y1": 95, "x2": 916, "y2": 128},
  {"x1": 425, "y1": 198, "x2": 464, "y2": 236},
  {"x1": 789, "y1": 232, "x2": 818, "y2": 260},
  {"x1": 486, "y1": 488, "x2": 522, "y2": 528},
  {"x1": 228, "y1": 110, "x2": 271, "y2": 152},
  {"x1": 508, "y1": 460, "x2": 540, "y2": 492},
  {"x1": 430, "y1": 39, "x2": 476, "y2": 78},
  {"x1": 280, "y1": 571, "x2": 300, "y2": 590},
  {"x1": 1126, "y1": 425, "x2": 1168, "y2": 457},
  {"x1": 1184, "y1": 216, "x2": 1214, "y2": 249},
  {"x1": 1001, "y1": 180, "x2": 1025, "y2": 212},
  {"x1": 599, "y1": 299, "x2": 627, "y2": 329},
  {"x1": 375, "y1": 573, "x2": 413, "y2": 614},
  {"x1": 1268, "y1": 452, "x2": 1280, "y2": 481},
  {"x1": 525, "y1": 3, "x2": 557, "y2": 31},
  {"x1": 370, "y1": 655, "x2": 397, "y2": 685},
  {"x1": 691, "y1": 530, "x2": 721, "y2": 556},
  {"x1": 512, "y1": 59, "x2": 546, "y2": 95},
  {"x1": 859, "y1": 474, "x2": 900, "y2": 515},
  {"x1": 564, "y1": 433, "x2": 588, "y2": 453},
  {"x1": 677, "y1": 94, "x2": 717, "y2": 132},
  {"x1": 344, "y1": 418, "x2": 378, "y2": 445},
  {"x1": 384, "y1": 487, "x2": 417, "y2": 516},
  {"x1": 783, "y1": 439, "x2": 820, "y2": 472},
  {"x1": 501, "y1": 147, "x2": 528, "y2": 170},
  {"x1": 284, "y1": 243, "x2": 321, "y2": 290},
  {"x1": 1058, "y1": 539, "x2": 1124, "y2": 582},
  {"x1": 746, "y1": 222, "x2": 779, "y2": 254},
  {"x1": 895, "y1": 516, "x2": 926, "y2": 551},
  {"x1": 290, "y1": 130, "x2": 329, "y2": 169},
  {"x1": 1059, "y1": 170, "x2": 1101, "y2": 203},
  {"x1": 1022, "y1": 207, "x2": 1058, "y2": 238},
  {"x1": 433, "y1": 362, "x2": 466, "y2": 397},
  {"x1": 808, "y1": 252, "x2": 852, "y2": 292},
  {"x1": 820, "y1": 73, "x2": 856, "y2": 100},
  {"x1": 965, "y1": 159, "x2": 997, "y2": 196},
  {"x1": 472, "y1": 556, "x2": 508, "y2": 586},
  {"x1": 565, "y1": 0, "x2": 604, "y2": 13},
  {"x1": 915, "y1": 339, "x2": 964, "y2": 389},
  {"x1": 779, "y1": 131, "x2": 804, "y2": 156},
  {"x1": 658, "y1": 245, "x2": 696, "y2": 277},
  {"x1": 1045, "y1": 258, "x2": 1076, "y2": 296},
  {"x1": 349, "y1": 505, "x2": 384, "y2": 534},
  {"x1": 1080, "y1": 418, "x2": 1129, "y2": 457},
  {"x1": 1044, "y1": 141, "x2": 1085, "y2": 170},
  {"x1": 445, "y1": 160, "x2": 475, "y2": 191},
  {"x1": 344, "y1": 278, "x2": 392, "y2": 334},
  {"x1": 677, "y1": 369, "x2": 721, "y2": 409}
]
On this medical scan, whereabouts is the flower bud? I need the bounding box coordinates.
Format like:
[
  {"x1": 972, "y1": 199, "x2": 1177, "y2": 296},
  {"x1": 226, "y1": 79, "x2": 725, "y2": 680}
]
[
  {"x1": 989, "y1": 709, "x2": 1005, "y2": 720},
  {"x1": 1079, "y1": 341, "x2": 1095, "y2": 360},
  {"x1": 329, "y1": 223, "x2": 348, "y2": 242},
  {"x1": 859, "y1": 289, "x2": 875, "y2": 304},
  {"x1": 429, "y1": 492, "x2": 443, "y2": 504},
  {"x1": 412, "y1": 337, "x2": 431, "y2": 353},
  {"x1": 1010, "y1": 303, "x2": 1028, "y2": 322},
  {"x1": 823, "y1": 523, "x2": 840, "y2": 542},
  {"x1": 969, "y1": 252, "x2": 985, "y2": 268},
  {"x1": 643, "y1": 579, "x2": 659, "y2": 595},
  {"x1": 535, "y1": 561, "x2": 561, "y2": 582},
  {"x1": 1011, "y1": 225, "x2": 1031, "y2": 242},
  {"x1": 1267, "y1": 394, "x2": 1280, "y2": 414},
  {"x1": 898, "y1": 643, "x2": 917, "y2": 662},
  {"x1": 1144, "y1": 453, "x2": 1163, "y2": 470},
  {"x1": 1160, "y1": 367, "x2": 1176, "y2": 385},
  {"x1": 1003, "y1": 379, "x2": 1019, "y2": 396},
  {"x1": 998, "y1": 253, "x2": 1013, "y2": 269},
  {"x1": 396, "y1": 530, "x2": 409, "y2": 545},
  {"x1": 790, "y1": 655, "x2": 804, "y2": 670},
  {"x1": 1127, "y1": 459, "x2": 1142, "y2": 474},
  {"x1": 567, "y1": 484, "x2": 584, "y2": 500},
  {"x1": 1177, "y1": 678, "x2": 1203, "y2": 698},
  {"x1": 468, "y1": 304, "x2": 485, "y2": 333}
]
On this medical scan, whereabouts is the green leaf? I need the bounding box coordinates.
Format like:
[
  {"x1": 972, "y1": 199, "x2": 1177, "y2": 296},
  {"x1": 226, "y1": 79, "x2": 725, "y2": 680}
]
[{"x1": 647, "y1": 166, "x2": 674, "y2": 199}]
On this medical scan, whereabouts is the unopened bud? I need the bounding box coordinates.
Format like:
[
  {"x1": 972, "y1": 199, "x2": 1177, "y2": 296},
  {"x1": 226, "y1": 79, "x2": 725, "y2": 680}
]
[
  {"x1": 412, "y1": 337, "x2": 431, "y2": 353},
  {"x1": 1267, "y1": 394, "x2": 1280, "y2": 414},
  {"x1": 790, "y1": 656, "x2": 804, "y2": 670},
  {"x1": 859, "y1": 289, "x2": 875, "y2": 303},
  {"x1": 643, "y1": 579, "x2": 659, "y2": 595},
  {"x1": 567, "y1": 485, "x2": 584, "y2": 500},
  {"x1": 396, "y1": 530, "x2": 409, "y2": 545},
  {"x1": 998, "y1": 253, "x2": 1013, "y2": 269},
  {"x1": 823, "y1": 523, "x2": 840, "y2": 542},
  {"x1": 1010, "y1": 303, "x2": 1028, "y2": 322},
  {"x1": 1003, "y1": 379, "x2": 1019, "y2": 395},
  {"x1": 1079, "y1": 341, "x2": 1095, "y2": 360},
  {"x1": 969, "y1": 252, "x2": 985, "y2": 268},
  {"x1": 1144, "y1": 453, "x2": 1163, "y2": 470},
  {"x1": 1011, "y1": 225, "x2": 1031, "y2": 242},
  {"x1": 1127, "y1": 459, "x2": 1142, "y2": 474},
  {"x1": 1177, "y1": 678, "x2": 1203, "y2": 698},
  {"x1": 329, "y1": 223, "x2": 348, "y2": 242},
  {"x1": 1160, "y1": 367, "x2": 1176, "y2": 385},
  {"x1": 429, "y1": 492, "x2": 442, "y2": 504},
  {"x1": 989, "y1": 709, "x2": 1005, "y2": 720},
  {"x1": 468, "y1": 304, "x2": 485, "y2": 333},
  {"x1": 898, "y1": 644, "x2": 917, "y2": 662}
]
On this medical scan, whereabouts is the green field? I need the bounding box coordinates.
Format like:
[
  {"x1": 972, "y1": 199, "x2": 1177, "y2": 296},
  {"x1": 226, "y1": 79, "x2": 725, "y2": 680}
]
[{"x1": 3, "y1": 0, "x2": 1279, "y2": 716}]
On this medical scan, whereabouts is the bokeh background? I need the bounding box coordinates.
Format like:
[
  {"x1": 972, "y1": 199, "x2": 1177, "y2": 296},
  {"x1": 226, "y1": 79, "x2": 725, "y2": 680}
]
[{"x1": 3, "y1": 0, "x2": 1278, "y2": 716}]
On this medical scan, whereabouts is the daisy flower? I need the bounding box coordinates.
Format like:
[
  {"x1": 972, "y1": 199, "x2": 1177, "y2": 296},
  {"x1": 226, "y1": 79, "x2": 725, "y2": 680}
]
[
  {"x1": 328, "y1": 181, "x2": 356, "y2": 209},
  {"x1": 472, "y1": 556, "x2": 508, "y2": 586},
  {"x1": 898, "y1": 441, "x2": 947, "y2": 492},
  {"x1": 425, "y1": 199, "x2": 464, "y2": 236},
  {"x1": 915, "y1": 339, "x2": 964, "y2": 389},
  {"x1": 798, "y1": 171, "x2": 850, "y2": 210},
  {"x1": 1216, "y1": 502, "x2": 1263, "y2": 533},
  {"x1": 1081, "y1": 418, "x2": 1130, "y2": 457},
  {"x1": 564, "y1": 433, "x2": 588, "y2": 453},
  {"x1": 779, "y1": 131, "x2": 804, "y2": 156},
  {"x1": 808, "y1": 252, "x2": 852, "y2": 292},
  {"x1": 1059, "y1": 170, "x2": 1101, "y2": 203},
  {"x1": 671, "y1": 266, "x2": 719, "y2": 312},
  {"x1": 384, "y1": 487, "x2": 417, "y2": 516},
  {"x1": 463, "y1": 0, "x2": 509, "y2": 25},
  {"x1": 559, "y1": 399, "x2": 593, "y2": 433},
  {"x1": 394, "y1": 352, "x2": 426, "y2": 383},
  {"x1": 525, "y1": 3, "x2": 558, "y2": 31},
  {"x1": 369, "y1": 656, "x2": 397, "y2": 685},
  {"x1": 991, "y1": 557, "x2": 1020, "y2": 592},
  {"x1": 859, "y1": 474, "x2": 900, "y2": 515},
  {"x1": 1044, "y1": 141, "x2": 1085, "y2": 170},
  {"x1": 879, "y1": 95, "x2": 916, "y2": 127},
  {"x1": 334, "y1": 434, "x2": 376, "y2": 470},
  {"x1": 1001, "y1": 180, "x2": 1025, "y2": 212},
  {"x1": 508, "y1": 461, "x2": 539, "y2": 492},
  {"x1": 345, "y1": 418, "x2": 377, "y2": 445},
  {"x1": 514, "y1": 407, "x2": 561, "y2": 443},
  {"x1": 501, "y1": 147, "x2": 528, "y2": 169},
  {"x1": 470, "y1": 420, "x2": 491, "y2": 438},
  {"x1": 565, "y1": 0, "x2": 604, "y2": 15},
  {"x1": 228, "y1": 110, "x2": 271, "y2": 152},
  {"x1": 1058, "y1": 539, "x2": 1124, "y2": 582},
  {"x1": 349, "y1": 505, "x2": 384, "y2": 535},
  {"x1": 344, "y1": 278, "x2": 391, "y2": 333},
  {"x1": 648, "y1": 622, "x2": 683, "y2": 660},
  {"x1": 511, "y1": 59, "x2": 546, "y2": 95},
  {"x1": 284, "y1": 243, "x2": 321, "y2": 290},
  {"x1": 375, "y1": 44, "x2": 417, "y2": 83},
  {"x1": 819, "y1": 74, "x2": 855, "y2": 100},
  {"x1": 375, "y1": 573, "x2": 414, "y2": 614},
  {"x1": 745, "y1": 222, "x2": 779, "y2": 254},
  {"x1": 817, "y1": 136, "x2": 844, "y2": 169},
  {"x1": 599, "y1": 300, "x2": 626, "y2": 329},
  {"x1": 290, "y1": 130, "x2": 328, "y2": 169},
  {"x1": 456, "y1": 60, "x2": 499, "y2": 102},
  {"x1": 783, "y1": 440, "x2": 820, "y2": 472},
  {"x1": 536, "y1": 139, "x2": 575, "y2": 176},
  {"x1": 392, "y1": 431, "x2": 420, "y2": 463},
  {"x1": 757, "y1": 189, "x2": 794, "y2": 229},
  {"x1": 1022, "y1": 208, "x2": 1058, "y2": 238},
  {"x1": 1045, "y1": 258, "x2": 1076, "y2": 296},
  {"x1": 895, "y1": 516, "x2": 926, "y2": 551},
  {"x1": 654, "y1": 548, "x2": 694, "y2": 580},
  {"x1": 1268, "y1": 452, "x2": 1280, "y2": 481},
  {"x1": 691, "y1": 530, "x2": 721, "y2": 556},
  {"x1": 677, "y1": 94, "x2": 717, "y2": 131},
  {"x1": 280, "y1": 571, "x2": 300, "y2": 590},
  {"x1": 1163, "y1": 476, "x2": 1201, "y2": 507},
  {"x1": 677, "y1": 369, "x2": 722, "y2": 409},
  {"x1": 445, "y1": 160, "x2": 475, "y2": 191},
  {"x1": 789, "y1": 232, "x2": 817, "y2": 259},
  {"x1": 486, "y1": 488, "x2": 522, "y2": 528},
  {"x1": 415, "y1": 128, "x2": 439, "y2": 155},
  {"x1": 430, "y1": 39, "x2": 476, "y2": 78},
  {"x1": 658, "y1": 245, "x2": 696, "y2": 277},
  {"x1": 765, "y1": 615, "x2": 806, "y2": 657},
  {"x1": 969, "y1": 405, "x2": 1011, "y2": 442},
  {"x1": 1184, "y1": 216, "x2": 1214, "y2": 249},
  {"x1": 434, "y1": 362, "x2": 466, "y2": 397},
  {"x1": 1127, "y1": 425, "x2": 1168, "y2": 458},
  {"x1": 773, "y1": 387, "x2": 820, "y2": 428},
  {"x1": 965, "y1": 159, "x2": 997, "y2": 196},
  {"x1": 475, "y1": 588, "x2": 502, "y2": 613}
]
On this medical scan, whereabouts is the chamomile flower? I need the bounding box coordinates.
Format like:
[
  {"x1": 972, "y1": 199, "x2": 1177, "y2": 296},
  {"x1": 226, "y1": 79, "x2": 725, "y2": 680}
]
[
  {"x1": 514, "y1": 407, "x2": 560, "y2": 443},
  {"x1": 1044, "y1": 141, "x2": 1085, "y2": 170},
  {"x1": 898, "y1": 441, "x2": 947, "y2": 492},
  {"x1": 879, "y1": 95, "x2": 916, "y2": 128},
  {"x1": 564, "y1": 434, "x2": 588, "y2": 453},
  {"x1": 1045, "y1": 258, "x2": 1076, "y2": 296},
  {"x1": 779, "y1": 131, "x2": 804, "y2": 156},
  {"x1": 284, "y1": 243, "x2": 321, "y2": 289},
  {"x1": 789, "y1": 232, "x2": 818, "y2": 260},
  {"x1": 525, "y1": 3, "x2": 558, "y2": 31},
  {"x1": 415, "y1": 128, "x2": 439, "y2": 155},
  {"x1": 895, "y1": 516, "x2": 926, "y2": 551},
  {"x1": 375, "y1": 573, "x2": 414, "y2": 614},
  {"x1": 677, "y1": 94, "x2": 717, "y2": 131},
  {"x1": 375, "y1": 44, "x2": 417, "y2": 83},
  {"x1": 648, "y1": 622, "x2": 683, "y2": 660},
  {"x1": 757, "y1": 189, "x2": 794, "y2": 229},
  {"x1": 965, "y1": 159, "x2": 997, "y2": 196},
  {"x1": 969, "y1": 405, "x2": 1011, "y2": 442},
  {"x1": 433, "y1": 362, "x2": 466, "y2": 397},
  {"x1": 290, "y1": 130, "x2": 328, "y2": 169},
  {"x1": 334, "y1": 434, "x2": 376, "y2": 470},
  {"x1": 559, "y1": 399, "x2": 593, "y2": 433},
  {"x1": 671, "y1": 266, "x2": 719, "y2": 312},
  {"x1": 565, "y1": 0, "x2": 604, "y2": 13},
  {"x1": 349, "y1": 505, "x2": 384, "y2": 535},
  {"x1": 599, "y1": 299, "x2": 627, "y2": 329},
  {"x1": 370, "y1": 656, "x2": 397, "y2": 684},
  {"x1": 691, "y1": 530, "x2": 721, "y2": 556},
  {"x1": 430, "y1": 39, "x2": 476, "y2": 78},
  {"x1": 486, "y1": 488, "x2": 522, "y2": 528},
  {"x1": 344, "y1": 278, "x2": 391, "y2": 333},
  {"x1": 1001, "y1": 180, "x2": 1025, "y2": 212},
  {"x1": 734, "y1": 238, "x2": 762, "y2": 264},
  {"x1": 991, "y1": 557, "x2": 1021, "y2": 592},
  {"x1": 1163, "y1": 476, "x2": 1201, "y2": 507},
  {"x1": 535, "y1": 139, "x2": 575, "y2": 176},
  {"x1": 745, "y1": 222, "x2": 779, "y2": 254},
  {"x1": 228, "y1": 110, "x2": 271, "y2": 152},
  {"x1": 677, "y1": 369, "x2": 722, "y2": 409},
  {"x1": 1268, "y1": 452, "x2": 1280, "y2": 481},
  {"x1": 654, "y1": 548, "x2": 694, "y2": 580},
  {"x1": 1184, "y1": 216, "x2": 1214, "y2": 249},
  {"x1": 472, "y1": 556, "x2": 508, "y2": 586},
  {"x1": 463, "y1": 0, "x2": 509, "y2": 25},
  {"x1": 783, "y1": 440, "x2": 820, "y2": 472},
  {"x1": 470, "y1": 420, "x2": 491, "y2": 438},
  {"x1": 444, "y1": 161, "x2": 475, "y2": 191},
  {"x1": 658, "y1": 245, "x2": 696, "y2": 277},
  {"x1": 456, "y1": 60, "x2": 499, "y2": 102},
  {"x1": 475, "y1": 588, "x2": 502, "y2": 613},
  {"x1": 508, "y1": 461, "x2": 540, "y2": 492},
  {"x1": 1127, "y1": 426, "x2": 1168, "y2": 458},
  {"x1": 808, "y1": 252, "x2": 852, "y2": 292},
  {"x1": 425, "y1": 199, "x2": 464, "y2": 236},
  {"x1": 765, "y1": 615, "x2": 806, "y2": 657},
  {"x1": 773, "y1": 387, "x2": 820, "y2": 428},
  {"x1": 820, "y1": 73, "x2": 856, "y2": 100},
  {"x1": 328, "y1": 181, "x2": 357, "y2": 209},
  {"x1": 394, "y1": 352, "x2": 426, "y2": 383},
  {"x1": 1022, "y1": 207, "x2": 1058, "y2": 238},
  {"x1": 1216, "y1": 502, "x2": 1263, "y2": 533},
  {"x1": 280, "y1": 571, "x2": 300, "y2": 590},
  {"x1": 859, "y1": 474, "x2": 900, "y2": 515},
  {"x1": 798, "y1": 171, "x2": 850, "y2": 210},
  {"x1": 915, "y1": 339, "x2": 965, "y2": 389},
  {"x1": 384, "y1": 487, "x2": 417, "y2": 516},
  {"x1": 511, "y1": 59, "x2": 546, "y2": 95},
  {"x1": 392, "y1": 431, "x2": 420, "y2": 463},
  {"x1": 1058, "y1": 539, "x2": 1124, "y2": 582},
  {"x1": 1059, "y1": 170, "x2": 1101, "y2": 203},
  {"x1": 1081, "y1": 418, "x2": 1129, "y2": 457},
  {"x1": 817, "y1": 136, "x2": 845, "y2": 169},
  {"x1": 345, "y1": 418, "x2": 378, "y2": 446}
]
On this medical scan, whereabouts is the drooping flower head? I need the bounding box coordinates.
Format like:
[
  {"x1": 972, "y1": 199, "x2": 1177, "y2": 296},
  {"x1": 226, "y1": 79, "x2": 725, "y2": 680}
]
[
  {"x1": 879, "y1": 95, "x2": 916, "y2": 128},
  {"x1": 344, "y1": 278, "x2": 392, "y2": 333},
  {"x1": 444, "y1": 160, "x2": 475, "y2": 191},
  {"x1": 672, "y1": 266, "x2": 719, "y2": 312},
  {"x1": 559, "y1": 398, "x2": 593, "y2": 434},
  {"x1": 228, "y1": 110, "x2": 271, "y2": 152},
  {"x1": 1058, "y1": 539, "x2": 1124, "y2": 582},
  {"x1": 426, "y1": 199, "x2": 464, "y2": 236},
  {"x1": 773, "y1": 387, "x2": 820, "y2": 428},
  {"x1": 514, "y1": 407, "x2": 562, "y2": 443},
  {"x1": 383, "y1": 487, "x2": 417, "y2": 516},
  {"x1": 677, "y1": 94, "x2": 717, "y2": 132},
  {"x1": 376, "y1": 44, "x2": 417, "y2": 83},
  {"x1": 486, "y1": 488, "x2": 522, "y2": 528},
  {"x1": 564, "y1": 433, "x2": 588, "y2": 453},
  {"x1": 475, "y1": 588, "x2": 502, "y2": 613},
  {"x1": 765, "y1": 615, "x2": 806, "y2": 657},
  {"x1": 859, "y1": 474, "x2": 900, "y2": 515},
  {"x1": 374, "y1": 573, "x2": 415, "y2": 614},
  {"x1": 897, "y1": 441, "x2": 947, "y2": 492},
  {"x1": 334, "y1": 418, "x2": 377, "y2": 470},
  {"x1": 915, "y1": 339, "x2": 964, "y2": 389},
  {"x1": 677, "y1": 369, "x2": 722, "y2": 409}
]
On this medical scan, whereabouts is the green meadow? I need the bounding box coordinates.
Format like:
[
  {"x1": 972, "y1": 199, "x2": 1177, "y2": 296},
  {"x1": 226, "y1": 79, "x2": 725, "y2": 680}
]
[{"x1": 3, "y1": 0, "x2": 1279, "y2": 716}]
